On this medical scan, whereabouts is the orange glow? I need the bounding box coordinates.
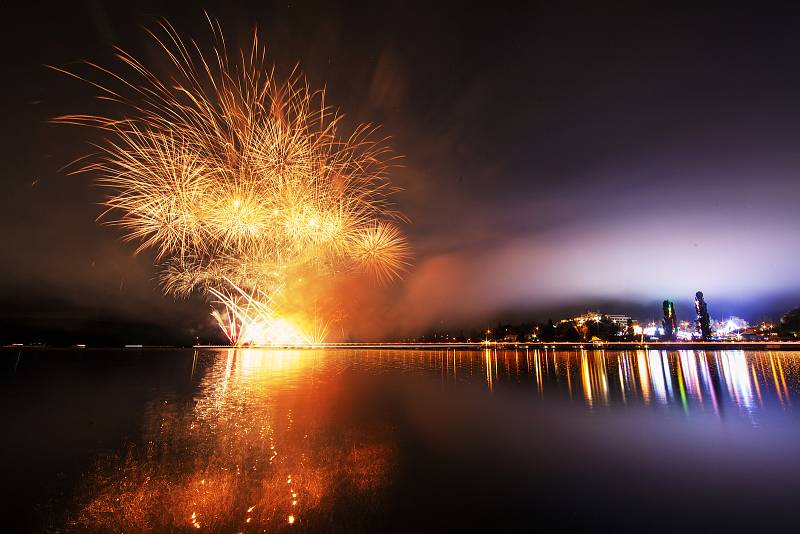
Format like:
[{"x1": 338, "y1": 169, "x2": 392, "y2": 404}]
[{"x1": 71, "y1": 349, "x2": 396, "y2": 531}]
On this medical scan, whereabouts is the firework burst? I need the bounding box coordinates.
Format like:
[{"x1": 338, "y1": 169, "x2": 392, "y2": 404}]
[{"x1": 53, "y1": 17, "x2": 410, "y2": 344}]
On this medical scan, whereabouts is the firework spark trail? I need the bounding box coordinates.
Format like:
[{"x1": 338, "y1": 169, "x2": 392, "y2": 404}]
[{"x1": 53, "y1": 17, "x2": 411, "y2": 344}]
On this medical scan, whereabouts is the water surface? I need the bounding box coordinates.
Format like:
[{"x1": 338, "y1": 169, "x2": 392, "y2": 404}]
[{"x1": 3, "y1": 348, "x2": 800, "y2": 532}]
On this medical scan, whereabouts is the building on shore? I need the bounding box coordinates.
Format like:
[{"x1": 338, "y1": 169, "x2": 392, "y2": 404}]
[{"x1": 563, "y1": 311, "x2": 634, "y2": 336}]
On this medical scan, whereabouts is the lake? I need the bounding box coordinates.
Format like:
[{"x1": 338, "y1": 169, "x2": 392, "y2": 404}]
[{"x1": 3, "y1": 347, "x2": 800, "y2": 532}]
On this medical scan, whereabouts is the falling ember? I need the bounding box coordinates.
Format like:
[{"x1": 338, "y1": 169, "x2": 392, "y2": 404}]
[{"x1": 52, "y1": 17, "x2": 410, "y2": 344}]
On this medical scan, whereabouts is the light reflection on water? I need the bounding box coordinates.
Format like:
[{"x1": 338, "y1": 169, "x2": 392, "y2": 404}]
[
  {"x1": 41, "y1": 348, "x2": 800, "y2": 531},
  {"x1": 348, "y1": 348, "x2": 796, "y2": 418}
]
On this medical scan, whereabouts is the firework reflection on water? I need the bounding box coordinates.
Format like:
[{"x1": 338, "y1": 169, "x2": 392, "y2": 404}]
[{"x1": 72, "y1": 349, "x2": 395, "y2": 531}]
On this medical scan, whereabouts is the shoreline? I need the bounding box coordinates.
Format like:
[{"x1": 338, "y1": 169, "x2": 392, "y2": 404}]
[
  {"x1": 193, "y1": 340, "x2": 800, "y2": 351},
  {"x1": 4, "y1": 341, "x2": 800, "y2": 351}
]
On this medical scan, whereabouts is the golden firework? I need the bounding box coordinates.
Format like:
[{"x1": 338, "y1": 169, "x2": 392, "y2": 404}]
[{"x1": 53, "y1": 17, "x2": 410, "y2": 344}]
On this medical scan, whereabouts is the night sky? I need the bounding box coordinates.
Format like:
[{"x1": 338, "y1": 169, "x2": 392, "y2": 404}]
[{"x1": 3, "y1": 1, "x2": 800, "y2": 344}]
